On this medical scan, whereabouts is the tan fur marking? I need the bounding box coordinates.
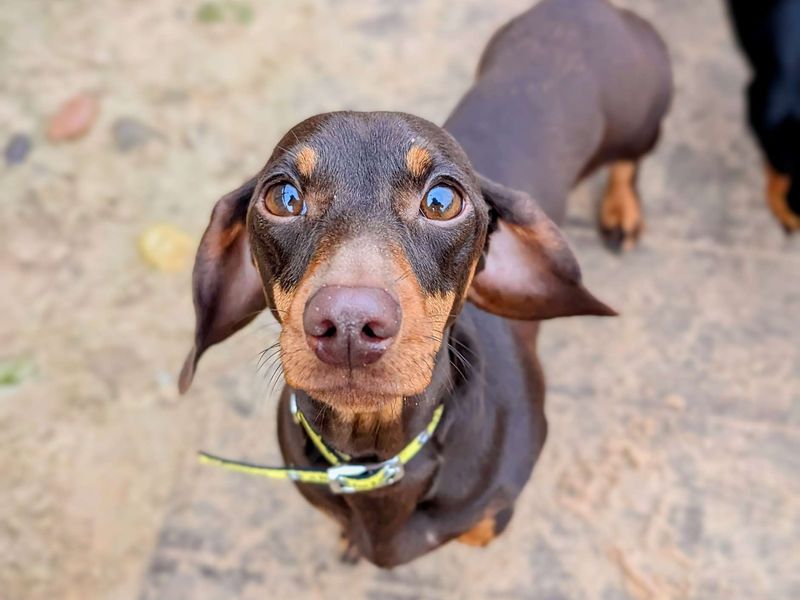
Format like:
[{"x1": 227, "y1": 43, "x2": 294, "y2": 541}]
[
  {"x1": 340, "y1": 396, "x2": 405, "y2": 426},
  {"x1": 295, "y1": 145, "x2": 317, "y2": 178},
  {"x1": 423, "y1": 290, "x2": 456, "y2": 328},
  {"x1": 599, "y1": 160, "x2": 643, "y2": 251},
  {"x1": 393, "y1": 246, "x2": 455, "y2": 342},
  {"x1": 766, "y1": 165, "x2": 800, "y2": 231},
  {"x1": 405, "y1": 145, "x2": 432, "y2": 178},
  {"x1": 462, "y1": 258, "x2": 481, "y2": 296},
  {"x1": 457, "y1": 515, "x2": 497, "y2": 547},
  {"x1": 273, "y1": 244, "x2": 332, "y2": 319},
  {"x1": 272, "y1": 285, "x2": 292, "y2": 317}
]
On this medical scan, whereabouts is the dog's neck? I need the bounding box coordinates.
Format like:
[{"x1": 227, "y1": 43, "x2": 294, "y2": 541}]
[{"x1": 293, "y1": 325, "x2": 474, "y2": 461}]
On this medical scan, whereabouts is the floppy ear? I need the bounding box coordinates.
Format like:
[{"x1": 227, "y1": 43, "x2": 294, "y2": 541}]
[
  {"x1": 178, "y1": 178, "x2": 266, "y2": 393},
  {"x1": 468, "y1": 175, "x2": 615, "y2": 320}
]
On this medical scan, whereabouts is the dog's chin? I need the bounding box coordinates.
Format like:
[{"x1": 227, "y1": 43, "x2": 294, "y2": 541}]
[{"x1": 283, "y1": 364, "x2": 433, "y2": 416}]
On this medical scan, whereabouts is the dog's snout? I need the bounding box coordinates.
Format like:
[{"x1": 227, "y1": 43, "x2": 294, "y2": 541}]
[{"x1": 303, "y1": 286, "x2": 402, "y2": 367}]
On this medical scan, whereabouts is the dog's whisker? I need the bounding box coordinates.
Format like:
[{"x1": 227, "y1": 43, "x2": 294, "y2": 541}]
[
  {"x1": 266, "y1": 361, "x2": 286, "y2": 399},
  {"x1": 255, "y1": 340, "x2": 281, "y2": 358},
  {"x1": 394, "y1": 268, "x2": 415, "y2": 284},
  {"x1": 256, "y1": 348, "x2": 283, "y2": 375},
  {"x1": 254, "y1": 341, "x2": 282, "y2": 369}
]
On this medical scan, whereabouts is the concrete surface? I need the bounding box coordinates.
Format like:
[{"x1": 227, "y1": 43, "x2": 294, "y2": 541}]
[{"x1": 1, "y1": 1, "x2": 798, "y2": 599}]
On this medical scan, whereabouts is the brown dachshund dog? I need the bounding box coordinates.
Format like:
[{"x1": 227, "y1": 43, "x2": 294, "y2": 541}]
[{"x1": 179, "y1": 0, "x2": 672, "y2": 567}]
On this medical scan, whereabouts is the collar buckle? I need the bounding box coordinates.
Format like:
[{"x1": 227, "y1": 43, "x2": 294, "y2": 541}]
[{"x1": 327, "y1": 457, "x2": 405, "y2": 494}]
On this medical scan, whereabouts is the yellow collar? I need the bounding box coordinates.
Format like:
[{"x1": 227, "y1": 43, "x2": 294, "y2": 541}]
[{"x1": 198, "y1": 392, "x2": 444, "y2": 494}]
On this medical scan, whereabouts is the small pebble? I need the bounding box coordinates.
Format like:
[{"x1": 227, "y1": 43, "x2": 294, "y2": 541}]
[
  {"x1": 4, "y1": 133, "x2": 32, "y2": 166},
  {"x1": 112, "y1": 117, "x2": 155, "y2": 153},
  {"x1": 664, "y1": 394, "x2": 687, "y2": 411},
  {"x1": 139, "y1": 223, "x2": 194, "y2": 272},
  {"x1": 47, "y1": 93, "x2": 99, "y2": 141}
]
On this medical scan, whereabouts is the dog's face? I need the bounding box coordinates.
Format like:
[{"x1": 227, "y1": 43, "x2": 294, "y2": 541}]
[
  {"x1": 179, "y1": 112, "x2": 613, "y2": 412},
  {"x1": 249, "y1": 113, "x2": 489, "y2": 410}
]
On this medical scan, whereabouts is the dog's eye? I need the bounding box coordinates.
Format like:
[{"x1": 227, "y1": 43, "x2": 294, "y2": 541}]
[
  {"x1": 420, "y1": 185, "x2": 463, "y2": 221},
  {"x1": 263, "y1": 183, "x2": 306, "y2": 217}
]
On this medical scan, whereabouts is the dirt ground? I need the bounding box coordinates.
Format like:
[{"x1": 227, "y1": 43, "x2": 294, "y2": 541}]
[{"x1": 1, "y1": 1, "x2": 798, "y2": 599}]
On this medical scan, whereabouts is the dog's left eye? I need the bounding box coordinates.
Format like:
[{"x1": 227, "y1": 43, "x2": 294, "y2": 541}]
[
  {"x1": 420, "y1": 185, "x2": 463, "y2": 221},
  {"x1": 263, "y1": 183, "x2": 306, "y2": 217}
]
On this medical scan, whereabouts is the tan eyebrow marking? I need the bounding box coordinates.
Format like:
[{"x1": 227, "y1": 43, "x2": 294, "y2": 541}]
[
  {"x1": 405, "y1": 145, "x2": 432, "y2": 178},
  {"x1": 295, "y1": 145, "x2": 317, "y2": 178}
]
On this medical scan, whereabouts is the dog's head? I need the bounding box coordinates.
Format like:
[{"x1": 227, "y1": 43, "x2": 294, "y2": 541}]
[{"x1": 179, "y1": 112, "x2": 613, "y2": 411}]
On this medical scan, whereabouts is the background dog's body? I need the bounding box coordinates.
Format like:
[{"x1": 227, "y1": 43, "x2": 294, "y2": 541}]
[{"x1": 274, "y1": 0, "x2": 672, "y2": 567}]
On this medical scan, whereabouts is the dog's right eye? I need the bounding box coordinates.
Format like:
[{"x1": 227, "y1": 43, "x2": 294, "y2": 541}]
[
  {"x1": 263, "y1": 183, "x2": 306, "y2": 217},
  {"x1": 420, "y1": 184, "x2": 463, "y2": 221}
]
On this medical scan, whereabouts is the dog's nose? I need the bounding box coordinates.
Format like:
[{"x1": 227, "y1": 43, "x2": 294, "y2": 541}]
[{"x1": 303, "y1": 286, "x2": 401, "y2": 367}]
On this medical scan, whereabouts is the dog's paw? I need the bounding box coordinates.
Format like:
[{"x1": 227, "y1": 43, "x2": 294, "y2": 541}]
[
  {"x1": 599, "y1": 181, "x2": 643, "y2": 252},
  {"x1": 766, "y1": 166, "x2": 800, "y2": 233},
  {"x1": 338, "y1": 533, "x2": 361, "y2": 565}
]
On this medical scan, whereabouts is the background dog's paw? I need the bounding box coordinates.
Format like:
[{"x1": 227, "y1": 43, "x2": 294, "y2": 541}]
[
  {"x1": 599, "y1": 161, "x2": 644, "y2": 252},
  {"x1": 766, "y1": 166, "x2": 800, "y2": 233},
  {"x1": 599, "y1": 187, "x2": 643, "y2": 252}
]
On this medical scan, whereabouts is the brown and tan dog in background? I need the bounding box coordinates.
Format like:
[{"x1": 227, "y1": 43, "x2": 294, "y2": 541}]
[{"x1": 179, "y1": 0, "x2": 672, "y2": 567}]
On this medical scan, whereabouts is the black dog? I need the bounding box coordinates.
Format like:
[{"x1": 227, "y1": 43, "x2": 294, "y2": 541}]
[
  {"x1": 728, "y1": 0, "x2": 800, "y2": 231},
  {"x1": 179, "y1": 0, "x2": 672, "y2": 566}
]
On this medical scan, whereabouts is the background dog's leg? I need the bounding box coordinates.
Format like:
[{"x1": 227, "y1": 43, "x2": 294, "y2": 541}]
[{"x1": 599, "y1": 160, "x2": 644, "y2": 252}]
